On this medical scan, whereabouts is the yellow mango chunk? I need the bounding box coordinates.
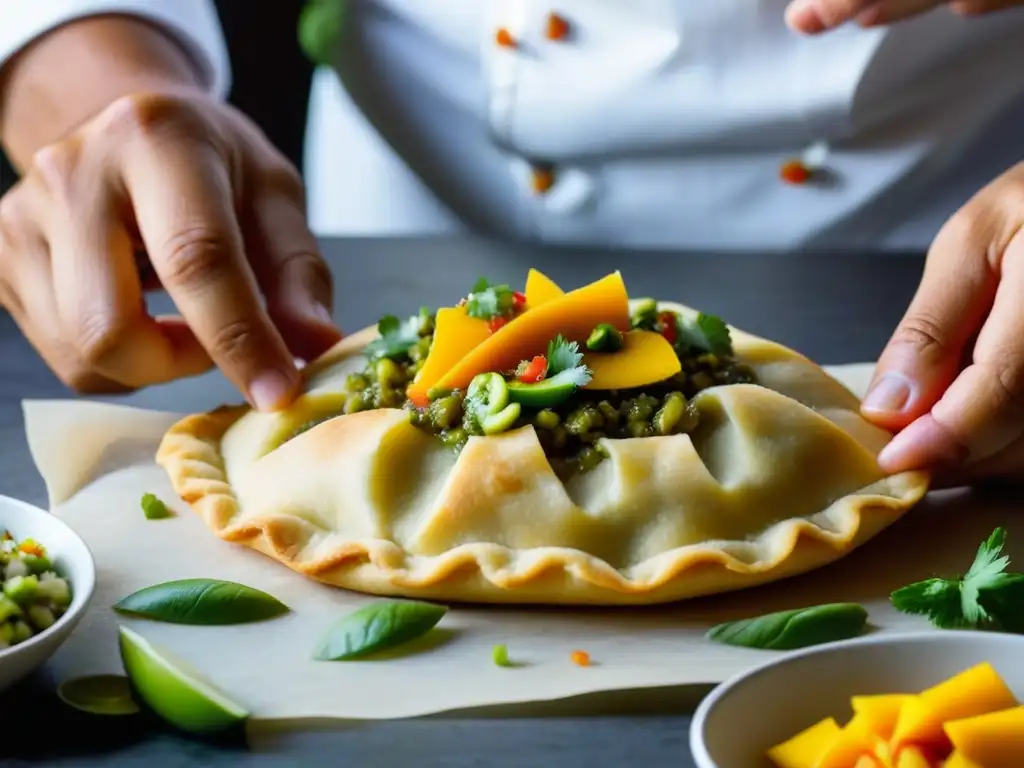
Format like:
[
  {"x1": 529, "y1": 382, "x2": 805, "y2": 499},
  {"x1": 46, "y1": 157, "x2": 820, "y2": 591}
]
[
  {"x1": 816, "y1": 714, "x2": 880, "y2": 768},
  {"x1": 408, "y1": 306, "x2": 491, "y2": 398},
  {"x1": 891, "y1": 663, "x2": 1018, "y2": 752},
  {"x1": 944, "y1": 706, "x2": 1024, "y2": 768},
  {"x1": 768, "y1": 717, "x2": 843, "y2": 768},
  {"x1": 524, "y1": 268, "x2": 564, "y2": 307},
  {"x1": 850, "y1": 695, "x2": 915, "y2": 742},
  {"x1": 854, "y1": 757, "x2": 883, "y2": 768},
  {"x1": 422, "y1": 272, "x2": 631, "y2": 397},
  {"x1": 893, "y1": 746, "x2": 935, "y2": 768},
  {"x1": 584, "y1": 330, "x2": 682, "y2": 390},
  {"x1": 942, "y1": 751, "x2": 983, "y2": 768}
]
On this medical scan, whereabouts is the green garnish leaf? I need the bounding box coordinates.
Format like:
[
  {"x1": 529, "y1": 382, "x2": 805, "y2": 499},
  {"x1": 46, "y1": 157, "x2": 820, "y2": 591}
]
[
  {"x1": 312, "y1": 600, "x2": 447, "y2": 661},
  {"x1": 141, "y1": 493, "x2": 173, "y2": 520},
  {"x1": 298, "y1": 0, "x2": 346, "y2": 66},
  {"x1": 465, "y1": 278, "x2": 515, "y2": 320},
  {"x1": 492, "y1": 643, "x2": 512, "y2": 667},
  {"x1": 676, "y1": 312, "x2": 734, "y2": 356},
  {"x1": 706, "y1": 603, "x2": 868, "y2": 650},
  {"x1": 891, "y1": 527, "x2": 1024, "y2": 633},
  {"x1": 113, "y1": 579, "x2": 290, "y2": 625},
  {"x1": 546, "y1": 335, "x2": 584, "y2": 375},
  {"x1": 363, "y1": 313, "x2": 422, "y2": 362},
  {"x1": 57, "y1": 674, "x2": 140, "y2": 716}
]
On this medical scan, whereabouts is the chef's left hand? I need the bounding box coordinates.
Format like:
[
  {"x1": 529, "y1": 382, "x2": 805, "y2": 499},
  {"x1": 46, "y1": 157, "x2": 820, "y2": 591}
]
[
  {"x1": 858, "y1": 162, "x2": 1024, "y2": 487},
  {"x1": 785, "y1": 0, "x2": 1023, "y2": 34}
]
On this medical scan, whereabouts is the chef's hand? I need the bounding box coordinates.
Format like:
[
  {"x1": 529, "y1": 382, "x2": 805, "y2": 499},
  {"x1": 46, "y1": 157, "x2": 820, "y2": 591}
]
[
  {"x1": 785, "y1": 0, "x2": 1023, "y2": 33},
  {"x1": 0, "y1": 90, "x2": 342, "y2": 410},
  {"x1": 858, "y1": 162, "x2": 1024, "y2": 486}
]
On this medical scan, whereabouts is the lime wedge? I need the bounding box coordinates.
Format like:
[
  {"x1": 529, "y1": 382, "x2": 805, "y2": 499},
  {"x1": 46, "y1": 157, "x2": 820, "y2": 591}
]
[
  {"x1": 118, "y1": 625, "x2": 249, "y2": 734},
  {"x1": 58, "y1": 674, "x2": 140, "y2": 716}
]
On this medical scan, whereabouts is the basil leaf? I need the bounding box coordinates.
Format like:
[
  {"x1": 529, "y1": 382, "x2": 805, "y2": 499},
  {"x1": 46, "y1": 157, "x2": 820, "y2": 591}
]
[
  {"x1": 706, "y1": 602, "x2": 868, "y2": 650},
  {"x1": 113, "y1": 579, "x2": 289, "y2": 625},
  {"x1": 312, "y1": 600, "x2": 447, "y2": 661}
]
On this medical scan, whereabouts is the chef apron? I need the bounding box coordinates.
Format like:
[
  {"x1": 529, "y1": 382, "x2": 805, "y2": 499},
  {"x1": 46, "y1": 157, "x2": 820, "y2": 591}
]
[{"x1": 303, "y1": 0, "x2": 1024, "y2": 251}]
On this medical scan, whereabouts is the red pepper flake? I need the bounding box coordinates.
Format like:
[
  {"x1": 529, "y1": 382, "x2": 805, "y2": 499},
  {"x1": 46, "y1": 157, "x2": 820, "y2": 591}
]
[
  {"x1": 531, "y1": 165, "x2": 555, "y2": 194},
  {"x1": 517, "y1": 355, "x2": 547, "y2": 383},
  {"x1": 657, "y1": 311, "x2": 678, "y2": 345},
  {"x1": 489, "y1": 315, "x2": 510, "y2": 333},
  {"x1": 512, "y1": 291, "x2": 527, "y2": 309},
  {"x1": 570, "y1": 650, "x2": 591, "y2": 667},
  {"x1": 780, "y1": 159, "x2": 811, "y2": 185},
  {"x1": 546, "y1": 12, "x2": 570, "y2": 40},
  {"x1": 495, "y1": 27, "x2": 517, "y2": 48}
]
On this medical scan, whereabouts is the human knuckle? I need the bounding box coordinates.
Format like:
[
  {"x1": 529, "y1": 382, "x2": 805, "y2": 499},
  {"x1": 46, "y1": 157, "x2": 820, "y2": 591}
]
[
  {"x1": 30, "y1": 142, "x2": 80, "y2": 203},
  {"x1": 157, "y1": 227, "x2": 232, "y2": 288},
  {"x1": 0, "y1": 192, "x2": 27, "y2": 243},
  {"x1": 100, "y1": 92, "x2": 201, "y2": 143},
  {"x1": 72, "y1": 309, "x2": 133, "y2": 367},
  {"x1": 209, "y1": 318, "x2": 263, "y2": 361},
  {"x1": 893, "y1": 314, "x2": 948, "y2": 356},
  {"x1": 261, "y1": 162, "x2": 306, "y2": 201}
]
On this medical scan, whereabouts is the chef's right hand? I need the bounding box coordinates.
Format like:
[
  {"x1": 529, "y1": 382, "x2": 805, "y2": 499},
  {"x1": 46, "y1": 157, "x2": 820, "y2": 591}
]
[{"x1": 0, "y1": 90, "x2": 342, "y2": 411}]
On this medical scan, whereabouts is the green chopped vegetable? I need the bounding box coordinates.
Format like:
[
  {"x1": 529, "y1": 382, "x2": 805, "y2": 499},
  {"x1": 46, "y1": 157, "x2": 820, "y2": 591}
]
[
  {"x1": 508, "y1": 367, "x2": 592, "y2": 408},
  {"x1": 492, "y1": 644, "x2": 512, "y2": 667},
  {"x1": 113, "y1": 579, "x2": 290, "y2": 625},
  {"x1": 363, "y1": 314, "x2": 423, "y2": 363},
  {"x1": 465, "y1": 373, "x2": 521, "y2": 435},
  {"x1": 676, "y1": 312, "x2": 733, "y2": 356},
  {"x1": 312, "y1": 600, "x2": 447, "y2": 661},
  {"x1": 4, "y1": 574, "x2": 39, "y2": 604},
  {"x1": 706, "y1": 603, "x2": 869, "y2": 650},
  {"x1": 891, "y1": 527, "x2": 1024, "y2": 633},
  {"x1": 585, "y1": 323, "x2": 624, "y2": 352},
  {"x1": 465, "y1": 278, "x2": 516, "y2": 320},
  {"x1": 0, "y1": 530, "x2": 72, "y2": 647},
  {"x1": 630, "y1": 298, "x2": 658, "y2": 330},
  {"x1": 546, "y1": 335, "x2": 585, "y2": 375},
  {"x1": 141, "y1": 493, "x2": 174, "y2": 520}
]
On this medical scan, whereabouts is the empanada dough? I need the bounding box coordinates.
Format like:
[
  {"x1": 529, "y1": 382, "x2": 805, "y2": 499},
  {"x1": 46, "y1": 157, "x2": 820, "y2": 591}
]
[{"x1": 157, "y1": 302, "x2": 929, "y2": 605}]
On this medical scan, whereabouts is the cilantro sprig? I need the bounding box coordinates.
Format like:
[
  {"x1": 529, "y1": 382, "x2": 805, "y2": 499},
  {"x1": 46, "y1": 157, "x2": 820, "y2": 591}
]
[
  {"x1": 676, "y1": 313, "x2": 733, "y2": 356},
  {"x1": 545, "y1": 335, "x2": 592, "y2": 387},
  {"x1": 465, "y1": 278, "x2": 516, "y2": 321},
  {"x1": 891, "y1": 528, "x2": 1024, "y2": 633},
  {"x1": 363, "y1": 310, "x2": 427, "y2": 363}
]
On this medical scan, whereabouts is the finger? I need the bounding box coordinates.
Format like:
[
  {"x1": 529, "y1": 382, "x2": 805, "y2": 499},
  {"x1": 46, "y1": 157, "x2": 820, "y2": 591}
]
[
  {"x1": 786, "y1": 0, "x2": 881, "y2": 33},
  {"x1": 878, "y1": 231, "x2": 1024, "y2": 473},
  {"x1": 116, "y1": 125, "x2": 300, "y2": 411},
  {"x1": 860, "y1": 208, "x2": 999, "y2": 432},
  {"x1": 856, "y1": 0, "x2": 943, "y2": 26},
  {"x1": 244, "y1": 182, "x2": 343, "y2": 363},
  {"x1": 33, "y1": 143, "x2": 212, "y2": 389},
  {"x1": 951, "y1": 0, "x2": 1024, "y2": 14}
]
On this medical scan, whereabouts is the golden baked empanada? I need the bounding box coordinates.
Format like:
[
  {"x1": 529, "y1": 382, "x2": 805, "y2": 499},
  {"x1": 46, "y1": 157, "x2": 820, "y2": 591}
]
[{"x1": 157, "y1": 270, "x2": 928, "y2": 605}]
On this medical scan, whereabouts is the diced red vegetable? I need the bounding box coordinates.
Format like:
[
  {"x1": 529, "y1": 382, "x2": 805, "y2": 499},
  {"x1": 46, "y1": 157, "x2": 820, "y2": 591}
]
[
  {"x1": 517, "y1": 355, "x2": 547, "y2": 383},
  {"x1": 489, "y1": 316, "x2": 510, "y2": 333},
  {"x1": 409, "y1": 391, "x2": 430, "y2": 409},
  {"x1": 512, "y1": 291, "x2": 527, "y2": 309},
  {"x1": 657, "y1": 311, "x2": 678, "y2": 345}
]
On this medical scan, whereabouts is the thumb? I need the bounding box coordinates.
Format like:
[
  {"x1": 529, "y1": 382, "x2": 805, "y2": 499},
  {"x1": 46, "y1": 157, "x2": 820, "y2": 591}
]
[{"x1": 860, "y1": 223, "x2": 997, "y2": 432}]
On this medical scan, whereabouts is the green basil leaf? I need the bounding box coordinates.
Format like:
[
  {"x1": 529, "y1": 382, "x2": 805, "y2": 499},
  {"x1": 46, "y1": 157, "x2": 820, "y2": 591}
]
[
  {"x1": 706, "y1": 602, "x2": 868, "y2": 650},
  {"x1": 312, "y1": 600, "x2": 447, "y2": 661},
  {"x1": 113, "y1": 579, "x2": 289, "y2": 625}
]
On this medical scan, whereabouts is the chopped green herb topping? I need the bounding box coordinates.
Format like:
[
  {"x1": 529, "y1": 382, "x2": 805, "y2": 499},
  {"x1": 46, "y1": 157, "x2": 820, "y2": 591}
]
[
  {"x1": 465, "y1": 278, "x2": 516, "y2": 320},
  {"x1": 676, "y1": 313, "x2": 733, "y2": 356},
  {"x1": 363, "y1": 314, "x2": 422, "y2": 363},
  {"x1": 492, "y1": 643, "x2": 512, "y2": 667},
  {"x1": 141, "y1": 493, "x2": 173, "y2": 520}
]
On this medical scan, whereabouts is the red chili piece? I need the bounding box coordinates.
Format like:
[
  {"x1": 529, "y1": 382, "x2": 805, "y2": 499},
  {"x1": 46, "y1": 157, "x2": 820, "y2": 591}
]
[
  {"x1": 657, "y1": 311, "x2": 678, "y2": 345},
  {"x1": 512, "y1": 291, "x2": 527, "y2": 309},
  {"x1": 496, "y1": 27, "x2": 516, "y2": 48},
  {"x1": 517, "y1": 356, "x2": 547, "y2": 383},
  {"x1": 531, "y1": 165, "x2": 555, "y2": 194},
  {"x1": 780, "y1": 159, "x2": 811, "y2": 185},
  {"x1": 489, "y1": 316, "x2": 510, "y2": 333},
  {"x1": 546, "y1": 12, "x2": 570, "y2": 40}
]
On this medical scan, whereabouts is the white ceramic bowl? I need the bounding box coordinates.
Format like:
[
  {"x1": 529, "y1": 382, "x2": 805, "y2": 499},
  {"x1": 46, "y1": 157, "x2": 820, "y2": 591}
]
[
  {"x1": 690, "y1": 630, "x2": 1024, "y2": 768},
  {"x1": 0, "y1": 494, "x2": 95, "y2": 693}
]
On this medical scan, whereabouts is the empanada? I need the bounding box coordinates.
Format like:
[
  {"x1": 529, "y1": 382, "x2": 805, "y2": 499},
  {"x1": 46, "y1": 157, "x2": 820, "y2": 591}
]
[{"x1": 157, "y1": 270, "x2": 929, "y2": 605}]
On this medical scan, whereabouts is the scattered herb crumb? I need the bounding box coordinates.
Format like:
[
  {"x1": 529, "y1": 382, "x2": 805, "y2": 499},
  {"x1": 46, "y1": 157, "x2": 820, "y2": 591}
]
[
  {"x1": 570, "y1": 649, "x2": 591, "y2": 667},
  {"x1": 141, "y1": 493, "x2": 174, "y2": 520},
  {"x1": 492, "y1": 644, "x2": 512, "y2": 667}
]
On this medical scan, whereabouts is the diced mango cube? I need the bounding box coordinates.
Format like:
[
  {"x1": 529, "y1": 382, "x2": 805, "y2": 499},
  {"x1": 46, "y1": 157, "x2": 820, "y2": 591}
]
[
  {"x1": 768, "y1": 717, "x2": 843, "y2": 768},
  {"x1": 816, "y1": 714, "x2": 880, "y2": 768},
  {"x1": 943, "y1": 705, "x2": 1024, "y2": 768},
  {"x1": 942, "y1": 751, "x2": 983, "y2": 768},
  {"x1": 850, "y1": 695, "x2": 915, "y2": 742}
]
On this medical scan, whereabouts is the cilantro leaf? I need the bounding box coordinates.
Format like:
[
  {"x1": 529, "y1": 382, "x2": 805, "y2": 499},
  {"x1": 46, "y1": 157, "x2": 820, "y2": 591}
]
[
  {"x1": 890, "y1": 527, "x2": 1024, "y2": 633},
  {"x1": 465, "y1": 278, "x2": 515, "y2": 320},
  {"x1": 547, "y1": 335, "x2": 584, "y2": 376},
  {"x1": 363, "y1": 313, "x2": 422, "y2": 362},
  {"x1": 676, "y1": 313, "x2": 734, "y2": 356},
  {"x1": 548, "y1": 365, "x2": 592, "y2": 389}
]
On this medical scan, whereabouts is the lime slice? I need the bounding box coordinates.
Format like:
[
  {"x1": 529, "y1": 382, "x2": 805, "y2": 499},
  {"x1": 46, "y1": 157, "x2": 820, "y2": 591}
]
[
  {"x1": 118, "y1": 625, "x2": 249, "y2": 734},
  {"x1": 58, "y1": 674, "x2": 140, "y2": 716}
]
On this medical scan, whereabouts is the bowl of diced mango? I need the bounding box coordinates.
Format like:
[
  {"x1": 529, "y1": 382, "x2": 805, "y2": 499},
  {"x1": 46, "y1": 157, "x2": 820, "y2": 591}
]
[{"x1": 690, "y1": 630, "x2": 1024, "y2": 768}]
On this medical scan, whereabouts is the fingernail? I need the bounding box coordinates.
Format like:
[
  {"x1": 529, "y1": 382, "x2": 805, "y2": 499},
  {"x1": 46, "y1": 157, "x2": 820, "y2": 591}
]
[
  {"x1": 786, "y1": 1, "x2": 826, "y2": 33},
  {"x1": 249, "y1": 370, "x2": 297, "y2": 412},
  {"x1": 862, "y1": 372, "x2": 914, "y2": 414}
]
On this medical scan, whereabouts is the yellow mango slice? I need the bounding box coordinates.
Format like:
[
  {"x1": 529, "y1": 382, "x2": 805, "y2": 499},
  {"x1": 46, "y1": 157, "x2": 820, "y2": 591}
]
[
  {"x1": 407, "y1": 307, "x2": 492, "y2": 402},
  {"x1": 891, "y1": 663, "x2": 1018, "y2": 752},
  {"x1": 768, "y1": 717, "x2": 843, "y2": 768},
  {"x1": 893, "y1": 746, "x2": 935, "y2": 768},
  {"x1": 850, "y1": 695, "x2": 915, "y2": 742},
  {"x1": 524, "y1": 268, "x2": 564, "y2": 307},
  {"x1": 854, "y1": 757, "x2": 883, "y2": 768},
  {"x1": 944, "y1": 706, "x2": 1024, "y2": 768},
  {"x1": 942, "y1": 751, "x2": 983, "y2": 768},
  {"x1": 816, "y1": 714, "x2": 879, "y2": 768},
  {"x1": 420, "y1": 271, "x2": 631, "y2": 397},
  {"x1": 584, "y1": 330, "x2": 681, "y2": 390}
]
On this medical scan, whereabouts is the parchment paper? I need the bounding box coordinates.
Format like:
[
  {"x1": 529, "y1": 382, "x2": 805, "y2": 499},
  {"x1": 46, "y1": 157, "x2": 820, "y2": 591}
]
[{"x1": 19, "y1": 365, "x2": 1024, "y2": 722}]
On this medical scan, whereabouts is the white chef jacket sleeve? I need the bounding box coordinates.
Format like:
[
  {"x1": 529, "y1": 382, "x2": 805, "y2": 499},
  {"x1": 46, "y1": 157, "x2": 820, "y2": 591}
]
[{"x1": 0, "y1": 0, "x2": 231, "y2": 98}]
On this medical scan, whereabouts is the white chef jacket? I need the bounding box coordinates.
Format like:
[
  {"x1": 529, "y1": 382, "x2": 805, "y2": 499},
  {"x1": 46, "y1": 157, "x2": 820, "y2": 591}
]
[{"x1": 4, "y1": 1, "x2": 1024, "y2": 251}]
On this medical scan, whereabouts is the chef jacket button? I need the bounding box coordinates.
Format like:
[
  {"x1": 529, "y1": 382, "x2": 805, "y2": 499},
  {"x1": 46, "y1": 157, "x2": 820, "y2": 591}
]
[
  {"x1": 495, "y1": 27, "x2": 517, "y2": 48},
  {"x1": 545, "y1": 12, "x2": 570, "y2": 41}
]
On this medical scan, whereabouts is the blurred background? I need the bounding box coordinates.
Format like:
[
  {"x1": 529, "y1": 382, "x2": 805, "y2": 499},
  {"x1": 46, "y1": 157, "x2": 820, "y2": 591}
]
[{"x1": 0, "y1": 0, "x2": 314, "y2": 197}]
